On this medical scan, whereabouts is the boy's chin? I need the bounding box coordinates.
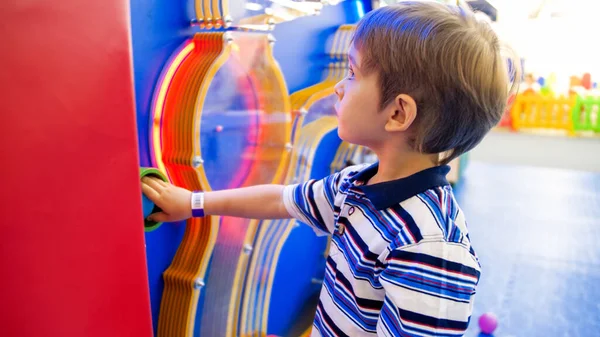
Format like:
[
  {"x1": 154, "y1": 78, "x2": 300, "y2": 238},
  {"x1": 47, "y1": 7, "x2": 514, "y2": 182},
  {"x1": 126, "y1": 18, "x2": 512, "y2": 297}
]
[
  {"x1": 337, "y1": 128, "x2": 363, "y2": 146},
  {"x1": 337, "y1": 127, "x2": 348, "y2": 142}
]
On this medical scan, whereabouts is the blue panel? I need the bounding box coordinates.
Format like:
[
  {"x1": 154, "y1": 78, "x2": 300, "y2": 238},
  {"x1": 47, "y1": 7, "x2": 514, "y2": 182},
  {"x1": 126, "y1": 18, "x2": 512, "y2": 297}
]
[
  {"x1": 454, "y1": 162, "x2": 600, "y2": 336},
  {"x1": 193, "y1": 253, "x2": 215, "y2": 337},
  {"x1": 271, "y1": 1, "x2": 366, "y2": 93},
  {"x1": 129, "y1": 0, "x2": 372, "y2": 333},
  {"x1": 129, "y1": 0, "x2": 196, "y2": 332},
  {"x1": 130, "y1": 2, "x2": 196, "y2": 168}
]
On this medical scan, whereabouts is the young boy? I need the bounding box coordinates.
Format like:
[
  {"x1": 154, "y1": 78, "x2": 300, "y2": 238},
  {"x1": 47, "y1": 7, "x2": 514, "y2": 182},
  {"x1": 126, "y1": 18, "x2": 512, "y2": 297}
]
[{"x1": 142, "y1": 2, "x2": 517, "y2": 336}]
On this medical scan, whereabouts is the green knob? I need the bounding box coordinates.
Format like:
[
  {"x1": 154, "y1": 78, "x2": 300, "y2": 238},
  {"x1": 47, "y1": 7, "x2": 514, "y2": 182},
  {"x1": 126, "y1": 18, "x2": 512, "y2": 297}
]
[{"x1": 140, "y1": 167, "x2": 169, "y2": 232}]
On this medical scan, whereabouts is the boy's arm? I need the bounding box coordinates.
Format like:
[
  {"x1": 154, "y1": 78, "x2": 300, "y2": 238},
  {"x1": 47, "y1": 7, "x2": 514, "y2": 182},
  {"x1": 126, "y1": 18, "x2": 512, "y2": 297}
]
[
  {"x1": 142, "y1": 164, "x2": 361, "y2": 228},
  {"x1": 376, "y1": 241, "x2": 481, "y2": 336},
  {"x1": 141, "y1": 177, "x2": 290, "y2": 223}
]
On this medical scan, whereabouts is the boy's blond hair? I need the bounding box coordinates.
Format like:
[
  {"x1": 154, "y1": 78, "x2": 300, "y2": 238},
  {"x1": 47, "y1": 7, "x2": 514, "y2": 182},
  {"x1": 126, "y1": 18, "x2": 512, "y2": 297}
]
[{"x1": 353, "y1": 1, "x2": 519, "y2": 164}]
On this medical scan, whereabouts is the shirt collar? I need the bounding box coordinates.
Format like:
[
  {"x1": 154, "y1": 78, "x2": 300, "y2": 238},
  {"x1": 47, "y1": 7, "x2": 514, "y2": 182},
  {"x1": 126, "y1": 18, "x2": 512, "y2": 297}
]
[{"x1": 351, "y1": 162, "x2": 451, "y2": 210}]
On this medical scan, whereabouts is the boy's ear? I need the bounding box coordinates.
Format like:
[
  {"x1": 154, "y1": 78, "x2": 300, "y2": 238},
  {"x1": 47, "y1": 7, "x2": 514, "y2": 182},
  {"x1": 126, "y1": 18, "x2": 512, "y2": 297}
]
[{"x1": 384, "y1": 94, "x2": 417, "y2": 132}]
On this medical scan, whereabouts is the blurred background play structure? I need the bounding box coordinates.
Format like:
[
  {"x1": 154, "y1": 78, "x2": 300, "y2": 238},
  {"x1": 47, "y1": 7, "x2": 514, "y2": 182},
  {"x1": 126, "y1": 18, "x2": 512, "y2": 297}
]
[{"x1": 2, "y1": 0, "x2": 599, "y2": 336}]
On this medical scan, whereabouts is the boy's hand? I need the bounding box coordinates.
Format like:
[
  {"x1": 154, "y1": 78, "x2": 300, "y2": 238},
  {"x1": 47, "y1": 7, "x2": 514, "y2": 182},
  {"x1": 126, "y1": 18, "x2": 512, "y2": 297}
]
[{"x1": 141, "y1": 177, "x2": 192, "y2": 223}]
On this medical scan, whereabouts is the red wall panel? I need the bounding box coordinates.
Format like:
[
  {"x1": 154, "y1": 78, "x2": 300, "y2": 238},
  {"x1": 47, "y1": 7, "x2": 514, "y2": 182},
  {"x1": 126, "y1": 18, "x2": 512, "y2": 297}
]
[{"x1": 0, "y1": 1, "x2": 153, "y2": 336}]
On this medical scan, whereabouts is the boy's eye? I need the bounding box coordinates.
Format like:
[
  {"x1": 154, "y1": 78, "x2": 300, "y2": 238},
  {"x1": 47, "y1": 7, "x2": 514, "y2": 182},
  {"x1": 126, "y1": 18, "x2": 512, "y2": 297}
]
[{"x1": 347, "y1": 66, "x2": 355, "y2": 79}]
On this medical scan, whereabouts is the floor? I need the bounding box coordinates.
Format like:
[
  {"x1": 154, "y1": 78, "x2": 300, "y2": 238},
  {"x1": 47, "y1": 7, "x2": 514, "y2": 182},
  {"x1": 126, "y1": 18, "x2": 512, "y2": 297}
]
[{"x1": 454, "y1": 160, "x2": 600, "y2": 336}]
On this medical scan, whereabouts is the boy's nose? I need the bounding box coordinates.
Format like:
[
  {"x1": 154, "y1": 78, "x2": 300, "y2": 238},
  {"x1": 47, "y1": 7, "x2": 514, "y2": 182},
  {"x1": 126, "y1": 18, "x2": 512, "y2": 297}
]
[{"x1": 334, "y1": 80, "x2": 344, "y2": 99}]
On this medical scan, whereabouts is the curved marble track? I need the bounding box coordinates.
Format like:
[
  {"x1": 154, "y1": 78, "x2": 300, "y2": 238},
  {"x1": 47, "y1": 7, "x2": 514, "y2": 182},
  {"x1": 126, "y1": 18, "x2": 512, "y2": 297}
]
[
  {"x1": 197, "y1": 32, "x2": 292, "y2": 337},
  {"x1": 149, "y1": 22, "x2": 364, "y2": 337},
  {"x1": 151, "y1": 33, "x2": 223, "y2": 337},
  {"x1": 150, "y1": 31, "x2": 291, "y2": 337}
]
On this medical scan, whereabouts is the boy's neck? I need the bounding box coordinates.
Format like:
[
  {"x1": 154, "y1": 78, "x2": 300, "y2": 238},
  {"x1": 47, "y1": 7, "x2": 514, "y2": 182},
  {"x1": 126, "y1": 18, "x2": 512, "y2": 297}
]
[{"x1": 367, "y1": 148, "x2": 439, "y2": 185}]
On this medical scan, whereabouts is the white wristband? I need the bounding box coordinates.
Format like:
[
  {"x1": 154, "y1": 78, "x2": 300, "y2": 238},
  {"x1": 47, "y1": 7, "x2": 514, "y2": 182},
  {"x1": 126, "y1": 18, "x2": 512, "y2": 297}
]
[{"x1": 191, "y1": 191, "x2": 205, "y2": 217}]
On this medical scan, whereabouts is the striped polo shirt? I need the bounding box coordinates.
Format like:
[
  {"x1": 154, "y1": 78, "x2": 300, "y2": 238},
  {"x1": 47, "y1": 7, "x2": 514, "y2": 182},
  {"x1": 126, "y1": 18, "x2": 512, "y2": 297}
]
[{"x1": 283, "y1": 163, "x2": 481, "y2": 336}]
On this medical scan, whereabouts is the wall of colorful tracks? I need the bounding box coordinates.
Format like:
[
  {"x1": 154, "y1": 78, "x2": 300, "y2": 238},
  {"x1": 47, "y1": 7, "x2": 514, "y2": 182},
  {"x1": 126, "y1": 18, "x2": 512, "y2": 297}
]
[{"x1": 130, "y1": 0, "x2": 369, "y2": 336}]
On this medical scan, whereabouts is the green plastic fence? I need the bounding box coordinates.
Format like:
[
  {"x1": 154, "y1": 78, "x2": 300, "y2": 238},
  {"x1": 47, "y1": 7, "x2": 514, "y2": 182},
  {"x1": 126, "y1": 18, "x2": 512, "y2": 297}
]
[{"x1": 572, "y1": 95, "x2": 600, "y2": 132}]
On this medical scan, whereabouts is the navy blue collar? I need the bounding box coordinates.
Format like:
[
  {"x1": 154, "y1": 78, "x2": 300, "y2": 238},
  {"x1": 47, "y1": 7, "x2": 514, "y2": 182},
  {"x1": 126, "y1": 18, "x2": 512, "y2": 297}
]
[{"x1": 351, "y1": 163, "x2": 451, "y2": 210}]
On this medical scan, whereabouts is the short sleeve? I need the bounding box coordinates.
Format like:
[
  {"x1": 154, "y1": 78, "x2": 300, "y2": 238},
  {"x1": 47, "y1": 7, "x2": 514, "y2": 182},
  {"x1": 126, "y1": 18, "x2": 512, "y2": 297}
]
[
  {"x1": 283, "y1": 165, "x2": 361, "y2": 236},
  {"x1": 376, "y1": 241, "x2": 481, "y2": 336}
]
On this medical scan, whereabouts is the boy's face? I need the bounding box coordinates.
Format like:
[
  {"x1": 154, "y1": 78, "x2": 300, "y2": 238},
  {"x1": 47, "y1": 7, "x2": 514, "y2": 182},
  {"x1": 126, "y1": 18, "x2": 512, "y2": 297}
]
[{"x1": 334, "y1": 44, "x2": 387, "y2": 148}]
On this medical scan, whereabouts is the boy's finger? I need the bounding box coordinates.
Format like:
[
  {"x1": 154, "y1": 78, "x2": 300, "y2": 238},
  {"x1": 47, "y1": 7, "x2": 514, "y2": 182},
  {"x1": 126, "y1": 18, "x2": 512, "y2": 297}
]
[
  {"x1": 141, "y1": 183, "x2": 161, "y2": 203},
  {"x1": 141, "y1": 176, "x2": 165, "y2": 191},
  {"x1": 153, "y1": 179, "x2": 169, "y2": 188},
  {"x1": 148, "y1": 212, "x2": 169, "y2": 223}
]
